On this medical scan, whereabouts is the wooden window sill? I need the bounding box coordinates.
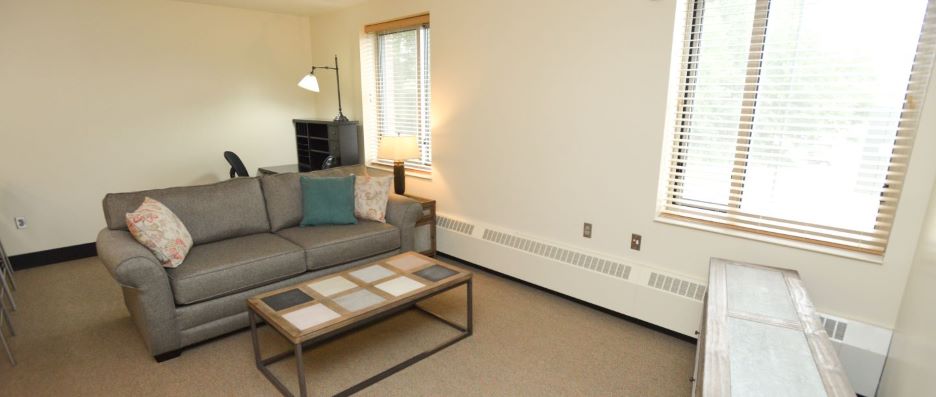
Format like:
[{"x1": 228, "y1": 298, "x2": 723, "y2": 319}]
[
  {"x1": 366, "y1": 163, "x2": 433, "y2": 181},
  {"x1": 654, "y1": 214, "x2": 884, "y2": 264}
]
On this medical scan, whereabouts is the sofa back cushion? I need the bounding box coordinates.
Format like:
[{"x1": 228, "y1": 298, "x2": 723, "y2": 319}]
[
  {"x1": 260, "y1": 173, "x2": 302, "y2": 232},
  {"x1": 261, "y1": 164, "x2": 371, "y2": 232},
  {"x1": 103, "y1": 177, "x2": 270, "y2": 245}
]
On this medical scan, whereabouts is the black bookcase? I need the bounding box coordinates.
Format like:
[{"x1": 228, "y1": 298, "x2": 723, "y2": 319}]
[{"x1": 292, "y1": 119, "x2": 360, "y2": 172}]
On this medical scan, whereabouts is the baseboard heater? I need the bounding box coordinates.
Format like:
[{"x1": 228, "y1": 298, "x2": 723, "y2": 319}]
[{"x1": 435, "y1": 212, "x2": 891, "y2": 397}]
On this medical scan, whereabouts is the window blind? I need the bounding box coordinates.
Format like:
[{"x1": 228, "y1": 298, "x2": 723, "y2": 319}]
[
  {"x1": 362, "y1": 22, "x2": 431, "y2": 172},
  {"x1": 659, "y1": 0, "x2": 936, "y2": 255}
]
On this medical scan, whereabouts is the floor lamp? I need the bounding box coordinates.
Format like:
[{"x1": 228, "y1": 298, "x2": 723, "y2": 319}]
[{"x1": 298, "y1": 55, "x2": 350, "y2": 122}]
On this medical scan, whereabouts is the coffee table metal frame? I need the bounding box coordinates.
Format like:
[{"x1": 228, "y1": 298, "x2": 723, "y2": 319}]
[{"x1": 248, "y1": 277, "x2": 472, "y2": 397}]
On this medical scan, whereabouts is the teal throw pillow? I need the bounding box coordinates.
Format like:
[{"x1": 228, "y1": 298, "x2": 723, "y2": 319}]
[{"x1": 300, "y1": 175, "x2": 358, "y2": 226}]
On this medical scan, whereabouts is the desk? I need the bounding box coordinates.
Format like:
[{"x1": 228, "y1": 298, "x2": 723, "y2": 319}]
[
  {"x1": 258, "y1": 164, "x2": 389, "y2": 176},
  {"x1": 257, "y1": 164, "x2": 302, "y2": 175}
]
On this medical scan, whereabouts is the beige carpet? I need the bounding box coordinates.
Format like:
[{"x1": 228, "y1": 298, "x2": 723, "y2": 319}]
[{"x1": 0, "y1": 256, "x2": 694, "y2": 396}]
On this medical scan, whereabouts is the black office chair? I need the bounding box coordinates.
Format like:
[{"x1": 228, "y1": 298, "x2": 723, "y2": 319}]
[
  {"x1": 321, "y1": 155, "x2": 336, "y2": 170},
  {"x1": 224, "y1": 151, "x2": 249, "y2": 178}
]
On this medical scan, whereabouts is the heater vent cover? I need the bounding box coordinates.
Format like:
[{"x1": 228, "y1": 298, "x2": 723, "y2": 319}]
[
  {"x1": 437, "y1": 216, "x2": 475, "y2": 235},
  {"x1": 818, "y1": 315, "x2": 849, "y2": 341},
  {"x1": 481, "y1": 229, "x2": 632, "y2": 280},
  {"x1": 647, "y1": 272, "x2": 706, "y2": 302}
]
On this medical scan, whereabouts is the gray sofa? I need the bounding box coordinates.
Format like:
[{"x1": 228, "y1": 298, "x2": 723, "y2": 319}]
[{"x1": 95, "y1": 165, "x2": 423, "y2": 361}]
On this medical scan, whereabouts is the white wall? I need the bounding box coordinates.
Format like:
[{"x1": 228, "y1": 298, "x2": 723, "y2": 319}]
[
  {"x1": 0, "y1": 0, "x2": 316, "y2": 255},
  {"x1": 879, "y1": 177, "x2": 936, "y2": 396},
  {"x1": 307, "y1": 0, "x2": 936, "y2": 330}
]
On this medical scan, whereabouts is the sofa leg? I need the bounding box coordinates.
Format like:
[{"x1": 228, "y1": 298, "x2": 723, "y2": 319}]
[{"x1": 154, "y1": 349, "x2": 182, "y2": 363}]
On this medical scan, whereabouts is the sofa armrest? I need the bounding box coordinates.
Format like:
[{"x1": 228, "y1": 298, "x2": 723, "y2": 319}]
[
  {"x1": 385, "y1": 194, "x2": 423, "y2": 252},
  {"x1": 96, "y1": 229, "x2": 181, "y2": 357},
  {"x1": 97, "y1": 229, "x2": 166, "y2": 288}
]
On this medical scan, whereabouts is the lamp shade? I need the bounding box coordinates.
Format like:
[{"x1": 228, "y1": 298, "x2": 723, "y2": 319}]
[
  {"x1": 297, "y1": 74, "x2": 320, "y2": 92},
  {"x1": 378, "y1": 135, "x2": 420, "y2": 161}
]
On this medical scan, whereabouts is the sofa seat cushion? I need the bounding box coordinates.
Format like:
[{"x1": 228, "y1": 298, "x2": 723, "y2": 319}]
[
  {"x1": 276, "y1": 221, "x2": 400, "y2": 271},
  {"x1": 167, "y1": 233, "x2": 305, "y2": 305}
]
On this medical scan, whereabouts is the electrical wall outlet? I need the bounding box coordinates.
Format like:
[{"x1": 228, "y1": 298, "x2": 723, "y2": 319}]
[
  {"x1": 14, "y1": 217, "x2": 27, "y2": 229},
  {"x1": 631, "y1": 233, "x2": 642, "y2": 251},
  {"x1": 583, "y1": 223, "x2": 592, "y2": 238}
]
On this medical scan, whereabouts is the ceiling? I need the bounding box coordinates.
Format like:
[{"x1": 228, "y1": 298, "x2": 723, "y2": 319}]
[{"x1": 177, "y1": 0, "x2": 368, "y2": 16}]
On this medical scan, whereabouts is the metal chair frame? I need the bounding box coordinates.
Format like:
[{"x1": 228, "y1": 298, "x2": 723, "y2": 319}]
[
  {"x1": 0, "y1": 239, "x2": 18, "y2": 365},
  {"x1": 0, "y1": 284, "x2": 14, "y2": 366},
  {"x1": 0, "y1": 240, "x2": 15, "y2": 312},
  {"x1": 0, "y1": 239, "x2": 14, "y2": 291}
]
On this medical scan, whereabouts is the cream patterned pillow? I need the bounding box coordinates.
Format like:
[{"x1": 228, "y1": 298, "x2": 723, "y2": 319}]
[
  {"x1": 354, "y1": 175, "x2": 393, "y2": 222},
  {"x1": 126, "y1": 197, "x2": 193, "y2": 268}
]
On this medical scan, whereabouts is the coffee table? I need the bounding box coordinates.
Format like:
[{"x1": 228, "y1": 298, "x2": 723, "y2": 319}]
[{"x1": 246, "y1": 252, "x2": 473, "y2": 397}]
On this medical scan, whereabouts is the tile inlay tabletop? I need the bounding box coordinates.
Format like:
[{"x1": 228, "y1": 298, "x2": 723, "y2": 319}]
[{"x1": 246, "y1": 252, "x2": 473, "y2": 397}]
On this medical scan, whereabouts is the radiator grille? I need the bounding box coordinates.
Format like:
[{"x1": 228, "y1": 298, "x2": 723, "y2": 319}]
[
  {"x1": 647, "y1": 272, "x2": 706, "y2": 302},
  {"x1": 481, "y1": 229, "x2": 632, "y2": 280},
  {"x1": 436, "y1": 216, "x2": 475, "y2": 235},
  {"x1": 818, "y1": 315, "x2": 848, "y2": 341}
]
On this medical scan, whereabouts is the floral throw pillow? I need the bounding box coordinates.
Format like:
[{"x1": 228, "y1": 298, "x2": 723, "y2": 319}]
[
  {"x1": 126, "y1": 197, "x2": 193, "y2": 268},
  {"x1": 354, "y1": 175, "x2": 393, "y2": 223}
]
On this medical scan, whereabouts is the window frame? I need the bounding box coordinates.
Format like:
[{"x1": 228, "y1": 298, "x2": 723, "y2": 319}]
[
  {"x1": 368, "y1": 21, "x2": 432, "y2": 174},
  {"x1": 658, "y1": 0, "x2": 934, "y2": 259}
]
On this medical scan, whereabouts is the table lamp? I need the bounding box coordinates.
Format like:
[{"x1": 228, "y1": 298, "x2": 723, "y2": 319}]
[{"x1": 378, "y1": 135, "x2": 419, "y2": 194}]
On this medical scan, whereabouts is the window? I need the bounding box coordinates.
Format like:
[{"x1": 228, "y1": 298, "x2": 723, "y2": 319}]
[
  {"x1": 659, "y1": 0, "x2": 935, "y2": 255},
  {"x1": 362, "y1": 14, "x2": 431, "y2": 172}
]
